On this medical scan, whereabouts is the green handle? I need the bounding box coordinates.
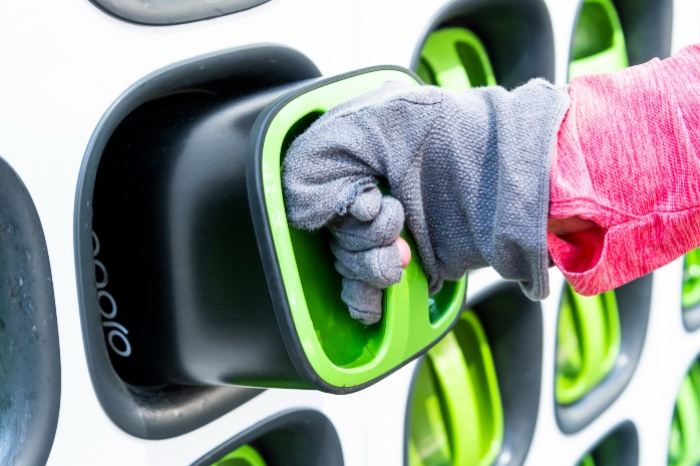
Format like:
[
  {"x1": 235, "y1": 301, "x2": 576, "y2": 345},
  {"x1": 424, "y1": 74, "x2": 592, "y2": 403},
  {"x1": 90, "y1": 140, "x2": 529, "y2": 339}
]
[
  {"x1": 556, "y1": 287, "x2": 621, "y2": 404},
  {"x1": 211, "y1": 444, "x2": 266, "y2": 466},
  {"x1": 580, "y1": 454, "x2": 596, "y2": 466},
  {"x1": 418, "y1": 27, "x2": 497, "y2": 92},
  {"x1": 263, "y1": 68, "x2": 466, "y2": 389},
  {"x1": 569, "y1": 0, "x2": 628, "y2": 79}
]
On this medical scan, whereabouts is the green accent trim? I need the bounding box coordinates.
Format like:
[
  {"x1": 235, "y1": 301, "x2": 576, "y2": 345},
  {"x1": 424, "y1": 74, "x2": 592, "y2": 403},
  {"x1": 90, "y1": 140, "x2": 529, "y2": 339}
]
[
  {"x1": 682, "y1": 248, "x2": 700, "y2": 309},
  {"x1": 261, "y1": 69, "x2": 466, "y2": 388},
  {"x1": 669, "y1": 362, "x2": 700, "y2": 466},
  {"x1": 418, "y1": 28, "x2": 497, "y2": 92},
  {"x1": 409, "y1": 311, "x2": 504, "y2": 466},
  {"x1": 556, "y1": 287, "x2": 621, "y2": 404},
  {"x1": 580, "y1": 454, "x2": 596, "y2": 466},
  {"x1": 211, "y1": 444, "x2": 266, "y2": 466},
  {"x1": 569, "y1": 0, "x2": 628, "y2": 79}
]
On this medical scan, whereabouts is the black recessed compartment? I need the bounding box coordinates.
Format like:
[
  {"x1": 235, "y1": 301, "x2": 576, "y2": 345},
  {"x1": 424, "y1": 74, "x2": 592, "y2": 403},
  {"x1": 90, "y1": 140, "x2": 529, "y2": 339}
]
[
  {"x1": 191, "y1": 410, "x2": 344, "y2": 466},
  {"x1": 556, "y1": 275, "x2": 652, "y2": 433},
  {"x1": 0, "y1": 157, "x2": 60, "y2": 466},
  {"x1": 412, "y1": 0, "x2": 556, "y2": 88},
  {"x1": 577, "y1": 422, "x2": 639, "y2": 466},
  {"x1": 76, "y1": 45, "x2": 321, "y2": 439},
  {"x1": 467, "y1": 282, "x2": 543, "y2": 466},
  {"x1": 598, "y1": 0, "x2": 672, "y2": 66},
  {"x1": 89, "y1": 0, "x2": 268, "y2": 26},
  {"x1": 404, "y1": 282, "x2": 544, "y2": 466}
]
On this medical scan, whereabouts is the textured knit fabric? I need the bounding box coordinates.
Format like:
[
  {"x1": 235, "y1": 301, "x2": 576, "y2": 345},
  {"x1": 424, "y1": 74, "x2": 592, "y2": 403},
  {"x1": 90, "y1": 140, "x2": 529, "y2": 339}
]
[
  {"x1": 549, "y1": 44, "x2": 700, "y2": 296},
  {"x1": 283, "y1": 79, "x2": 569, "y2": 323}
]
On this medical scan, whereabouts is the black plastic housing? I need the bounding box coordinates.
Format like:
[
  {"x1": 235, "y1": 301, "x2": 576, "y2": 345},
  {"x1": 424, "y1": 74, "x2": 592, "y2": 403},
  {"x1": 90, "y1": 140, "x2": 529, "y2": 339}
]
[
  {"x1": 412, "y1": 0, "x2": 556, "y2": 88},
  {"x1": 88, "y1": 0, "x2": 268, "y2": 26},
  {"x1": 92, "y1": 83, "x2": 305, "y2": 388},
  {"x1": 556, "y1": 274, "x2": 652, "y2": 433},
  {"x1": 0, "y1": 157, "x2": 61, "y2": 466},
  {"x1": 578, "y1": 422, "x2": 639, "y2": 466},
  {"x1": 76, "y1": 44, "x2": 320, "y2": 439},
  {"x1": 404, "y1": 282, "x2": 543, "y2": 466},
  {"x1": 191, "y1": 410, "x2": 344, "y2": 466}
]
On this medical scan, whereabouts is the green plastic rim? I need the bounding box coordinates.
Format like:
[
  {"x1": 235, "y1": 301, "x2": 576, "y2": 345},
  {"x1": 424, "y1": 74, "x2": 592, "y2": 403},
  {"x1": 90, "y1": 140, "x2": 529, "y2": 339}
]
[
  {"x1": 260, "y1": 68, "x2": 467, "y2": 389},
  {"x1": 682, "y1": 248, "x2": 700, "y2": 309},
  {"x1": 569, "y1": 0, "x2": 628, "y2": 79},
  {"x1": 211, "y1": 444, "x2": 266, "y2": 466},
  {"x1": 669, "y1": 361, "x2": 700, "y2": 466},
  {"x1": 417, "y1": 27, "x2": 497, "y2": 92},
  {"x1": 581, "y1": 454, "x2": 596, "y2": 466},
  {"x1": 556, "y1": 286, "x2": 621, "y2": 404},
  {"x1": 408, "y1": 310, "x2": 504, "y2": 466}
]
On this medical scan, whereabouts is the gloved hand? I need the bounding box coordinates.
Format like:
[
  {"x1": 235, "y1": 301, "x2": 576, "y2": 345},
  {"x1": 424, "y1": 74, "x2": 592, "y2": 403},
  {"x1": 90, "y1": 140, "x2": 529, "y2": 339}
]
[{"x1": 283, "y1": 79, "x2": 569, "y2": 324}]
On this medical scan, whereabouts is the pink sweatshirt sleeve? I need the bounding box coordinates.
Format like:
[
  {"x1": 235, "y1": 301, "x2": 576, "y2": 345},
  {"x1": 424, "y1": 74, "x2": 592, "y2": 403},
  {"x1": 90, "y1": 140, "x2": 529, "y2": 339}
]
[{"x1": 548, "y1": 44, "x2": 700, "y2": 296}]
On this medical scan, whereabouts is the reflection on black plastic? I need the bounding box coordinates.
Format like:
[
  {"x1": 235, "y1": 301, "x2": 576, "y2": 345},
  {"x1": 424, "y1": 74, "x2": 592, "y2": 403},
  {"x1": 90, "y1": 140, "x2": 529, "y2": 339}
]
[{"x1": 89, "y1": 0, "x2": 269, "y2": 25}]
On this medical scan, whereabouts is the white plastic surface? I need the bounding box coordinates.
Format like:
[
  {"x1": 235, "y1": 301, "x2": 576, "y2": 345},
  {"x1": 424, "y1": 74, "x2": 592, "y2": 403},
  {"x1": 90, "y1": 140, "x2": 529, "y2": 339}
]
[{"x1": 0, "y1": 0, "x2": 697, "y2": 464}]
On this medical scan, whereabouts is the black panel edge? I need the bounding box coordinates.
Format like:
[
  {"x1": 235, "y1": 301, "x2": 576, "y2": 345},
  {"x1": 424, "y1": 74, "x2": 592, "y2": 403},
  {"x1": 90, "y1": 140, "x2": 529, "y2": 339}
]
[
  {"x1": 577, "y1": 421, "x2": 639, "y2": 466},
  {"x1": 88, "y1": 0, "x2": 269, "y2": 26},
  {"x1": 410, "y1": 0, "x2": 555, "y2": 88},
  {"x1": 0, "y1": 156, "x2": 61, "y2": 466},
  {"x1": 190, "y1": 409, "x2": 344, "y2": 466},
  {"x1": 556, "y1": 274, "x2": 653, "y2": 433},
  {"x1": 74, "y1": 44, "x2": 321, "y2": 439}
]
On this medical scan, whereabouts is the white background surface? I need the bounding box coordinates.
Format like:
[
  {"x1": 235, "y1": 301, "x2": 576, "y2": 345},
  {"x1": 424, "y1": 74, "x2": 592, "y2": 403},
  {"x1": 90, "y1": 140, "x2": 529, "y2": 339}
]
[{"x1": 0, "y1": 0, "x2": 698, "y2": 464}]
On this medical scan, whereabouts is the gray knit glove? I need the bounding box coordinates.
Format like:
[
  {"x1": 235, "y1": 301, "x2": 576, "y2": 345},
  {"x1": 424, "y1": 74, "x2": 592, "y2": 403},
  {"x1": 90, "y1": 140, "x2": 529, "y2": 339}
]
[{"x1": 283, "y1": 80, "x2": 569, "y2": 324}]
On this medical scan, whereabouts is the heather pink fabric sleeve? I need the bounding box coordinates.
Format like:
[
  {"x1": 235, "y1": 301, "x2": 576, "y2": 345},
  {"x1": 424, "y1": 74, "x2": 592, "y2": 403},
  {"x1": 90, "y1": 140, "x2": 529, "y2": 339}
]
[{"x1": 548, "y1": 44, "x2": 700, "y2": 296}]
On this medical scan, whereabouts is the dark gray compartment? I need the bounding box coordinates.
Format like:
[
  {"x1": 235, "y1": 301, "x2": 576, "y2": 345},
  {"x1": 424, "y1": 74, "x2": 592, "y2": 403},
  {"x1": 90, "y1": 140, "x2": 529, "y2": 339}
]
[
  {"x1": 604, "y1": 0, "x2": 672, "y2": 66},
  {"x1": 89, "y1": 0, "x2": 268, "y2": 26},
  {"x1": 578, "y1": 421, "x2": 639, "y2": 466},
  {"x1": 75, "y1": 45, "x2": 321, "y2": 439},
  {"x1": 0, "y1": 157, "x2": 60, "y2": 466},
  {"x1": 412, "y1": 0, "x2": 555, "y2": 88},
  {"x1": 404, "y1": 282, "x2": 543, "y2": 466},
  {"x1": 556, "y1": 274, "x2": 652, "y2": 433},
  {"x1": 469, "y1": 282, "x2": 543, "y2": 466},
  {"x1": 191, "y1": 410, "x2": 344, "y2": 466}
]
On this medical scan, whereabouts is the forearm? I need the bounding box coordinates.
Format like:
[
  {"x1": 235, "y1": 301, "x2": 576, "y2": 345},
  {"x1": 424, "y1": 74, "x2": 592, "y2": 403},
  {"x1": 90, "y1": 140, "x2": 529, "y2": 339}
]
[{"x1": 548, "y1": 44, "x2": 700, "y2": 295}]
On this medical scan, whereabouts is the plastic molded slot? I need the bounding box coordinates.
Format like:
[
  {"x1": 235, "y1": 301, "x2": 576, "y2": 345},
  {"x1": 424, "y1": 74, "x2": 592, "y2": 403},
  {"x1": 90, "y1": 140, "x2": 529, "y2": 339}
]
[
  {"x1": 211, "y1": 444, "x2": 266, "y2": 466},
  {"x1": 408, "y1": 311, "x2": 503, "y2": 466},
  {"x1": 192, "y1": 410, "x2": 343, "y2": 466},
  {"x1": 669, "y1": 361, "x2": 700, "y2": 466},
  {"x1": 682, "y1": 249, "x2": 700, "y2": 310},
  {"x1": 576, "y1": 422, "x2": 639, "y2": 465},
  {"x1": 556, "y1": 286, "x2": 621, "y2": 404},
  {"x1": 569, "y1": 0, "x2": 628, "y2": 78},
  {"x1": 417, "y1": 27, "x2": 496, "y2": 92},
  {"x1": 252, "y1": 67, "x2": 467, "y2": 390}
]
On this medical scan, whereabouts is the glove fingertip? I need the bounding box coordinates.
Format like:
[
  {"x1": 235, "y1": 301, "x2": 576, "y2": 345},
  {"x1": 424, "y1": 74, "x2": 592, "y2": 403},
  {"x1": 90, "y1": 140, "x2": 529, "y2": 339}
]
[
  {"x1": 349, "y1": 188, "x2": 382, "y2": 222},
  {"x1": 341, "y1": 278, "x2": 383, "y2": 325}
]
